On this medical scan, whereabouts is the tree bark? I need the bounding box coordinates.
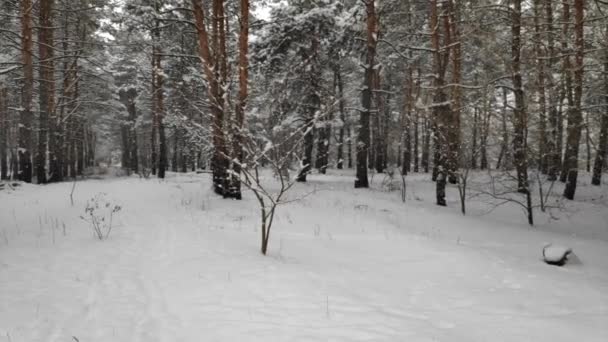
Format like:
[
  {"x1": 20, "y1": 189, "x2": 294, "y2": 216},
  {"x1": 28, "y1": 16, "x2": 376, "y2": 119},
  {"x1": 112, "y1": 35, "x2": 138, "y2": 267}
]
[
  {"x1": 36, "y1": 0, "x2": 55, "y2": 184},
  {"x1": 534, "y1": 0, "x2": 548, "y2": 174},
  {"x1": 355, "y1": 0, "x2": 377, "y2": 188},
  {"x1": 563, "y1": 0, "x2": 584, "y2": 199},
  {"x1": 447, "y1": 0, "x2": 461, "y2": 184},
  {"x1": 559, "y1": 1, "x2": 575, "y2": 183},
  {"x1": 336, "y1": 67, "x2": 345, "y2": 170},
  {"x1": 511, "y1": 0, "x2": 529, "y2": 194},
  {"x1": 0, "y1": 87, "x2": 7, "y2": 180},
  {"x1": 18, "y1": 0, "x2": 34, "y2": 183},
  {"x1": 230, "y1": 0, "x2": 249, "y2": 199},
  {"x1": 545, "y1": 0, "x2": 560, "y2": 181},
  {"x1": 591, "y1": 44, "x2": 608, "y2": 186},
  {"x1": 430, "y1": 0, "x2": 451, "y2": 206},
  {"x1": 192, "y1": 0, "x2": 229, "y2": 194}
]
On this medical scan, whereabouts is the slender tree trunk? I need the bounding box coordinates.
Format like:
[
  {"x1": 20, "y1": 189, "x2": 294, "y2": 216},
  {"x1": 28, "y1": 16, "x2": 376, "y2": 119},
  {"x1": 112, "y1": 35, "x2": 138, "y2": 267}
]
[
  {"x1": 150, "y1": 40, "x2": 159, "y2": 177},
  {"x1": 545, "y1": 0, "x2": 560, "y2": 181},
  {"x1": 447, "y1": 0, "x2": 461, "y2": 185},
  {"x1": 297, "y1": 32, "x2": 320, "y2": 182},
  {"x1": 355, "y1": 0, "x2": 377, "y2": 188},
  {"x1": 402, "y1": 67, "x2": 413, "y2": 175},
  {"x1": 153, "y1": 2, "x2": 166, "y2": 180},
  {"x1": 560, "y1": 1, "x2": 575, "y2": 183},
  {"x1": 336, "y1": 67, "x2": 345, "y2": 169},
  {"x1": 480, "y1": 88, "x2": 490, "y2": 170},
  {"x1": 422, "y1": 116, "x2": 430, "y2": 173},
  {"x1": 563, "y1": 0, "x2": 584, "y2": 199},
  {"x1": 230, "y1": 0, "x2": 249, "y2": 199},
  {"x1": 0, "y1": 87, "x2": 7, "y2": 180},
  {"x1": 347, "y1": 125, "x2": 352, "y2": 168},
  {"x1": 431, "y1": 0, "x2": 451, "y2": 205},
  {"x1": 372, "y1": 70, "x2": 384, "y2": 173},
  {"x1": 37, "y1": 0, "x2": 55, "y2": 184},
  {"x1": 18, "y1": 0, "x2": 34, "y2": 183},
  {"x1": 496, "y1": 87, "x2": 510, "y2": 170},
  {"x1": 534, "y1": 0, "x2": 548, "y2": 174},
  {"x1": 591, "y1": 46, "x2": 608, "y2": 186},
  {"x1": 471, "y1": 108, "x2": 478, "y2": 169},
  {"x1": 511, "y1": 0, "x2": 529, "y2": 194}
]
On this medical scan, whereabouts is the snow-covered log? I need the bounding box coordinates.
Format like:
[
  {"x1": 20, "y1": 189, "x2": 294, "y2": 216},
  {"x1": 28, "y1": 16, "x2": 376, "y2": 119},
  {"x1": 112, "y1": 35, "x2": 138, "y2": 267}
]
[{"x1": 543, "y1": 244, "x2": 573, "y2": 266}]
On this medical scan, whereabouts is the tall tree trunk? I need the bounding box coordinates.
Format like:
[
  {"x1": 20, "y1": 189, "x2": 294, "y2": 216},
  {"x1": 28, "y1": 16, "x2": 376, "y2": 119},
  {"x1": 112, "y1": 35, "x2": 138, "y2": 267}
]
[
  {"x1": 480, "y1": 87, "x2": 490, "y2": 170},
  {"x1": 402, "y1": 66, "x2": 413, "y2": 175},
  {"x1": 297, "y1": 31, "x2": 320, "y2": 182},
  {"x1": 447, "y1": 0, "x2": 461, "y2": 184},
  {"x1": 421, "y1": 116, "x2": 430, "y2": 173},
  {"x1": 563, "y1": 0, "x2": 584, "y2": 199},
  {"x1": 230, "y1": 0, "x2": 249, "y2": 199},
  {"x1": 153, "y1": 1, "x2": 166, "y2": 180},
  {"x1": 355, "y1": 0, "x2": 377, "y2": 188},
  {"x1": 534, "y1": 0, "x2": 548, "y2": 174},
  {"x1": 591, "y1": 45, "x2": 608, "y2": 186},
  {"x1": 431, "y1": 0, "x2": 451, "y2": 206},
  {"x1": 347, "y1": 125, "x2": 353, "y2": 168},
  {"x1": 496, "y1": 87, "x2": 510, "y2": 170},
  {"x1": 470, "y1": 107, "x2": 478, "y2": 169},
  {"x1": 511, "y1": 0, "x2": 529, "y2": 194},
  {"x1": 18, "y1": 0, "x2": 34, "y2": 183},
  {"x1": 150, "y1": 46, "x2": 158, "y2": 176},
  {"x1": 36, "y1": 0, "x2": 54, "y2": 184},
  {"x1": 336, "y1": 67, "x2": 345, "y2": 169},
  {"x1": 192, "y1": 0, "x2": 228, "y2": 194},
  {"x1": 545, "y1": 0, "x2": 560, "y2": 181},
  {"x1": 0, "y1": 87, "x2": 7, "y2": 180},
  {"x1": 372, "y1": 70, "x2": 384, "y2": 173},
  {"x1": 560, "y1": 1, "x2": 575, "y2": 183}
]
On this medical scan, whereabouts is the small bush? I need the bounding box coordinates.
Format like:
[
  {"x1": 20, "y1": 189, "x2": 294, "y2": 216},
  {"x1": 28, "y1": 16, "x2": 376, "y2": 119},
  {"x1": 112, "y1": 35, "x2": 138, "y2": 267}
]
[{"x1": 80, "y1": 193, "x2": 122, "y2": 240}]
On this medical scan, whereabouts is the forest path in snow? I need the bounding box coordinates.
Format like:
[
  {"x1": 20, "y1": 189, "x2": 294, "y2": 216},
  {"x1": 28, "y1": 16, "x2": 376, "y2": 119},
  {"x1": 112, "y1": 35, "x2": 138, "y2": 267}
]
[{"x1": 1, "y1": 171, "x2": 607, "y2": 341}]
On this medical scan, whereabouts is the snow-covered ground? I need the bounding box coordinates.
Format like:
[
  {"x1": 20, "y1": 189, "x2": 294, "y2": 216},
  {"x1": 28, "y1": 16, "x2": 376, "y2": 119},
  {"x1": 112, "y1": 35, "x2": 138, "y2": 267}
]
[{"x1": 1, "y1": 170, "x2": 607, "y2": 342}]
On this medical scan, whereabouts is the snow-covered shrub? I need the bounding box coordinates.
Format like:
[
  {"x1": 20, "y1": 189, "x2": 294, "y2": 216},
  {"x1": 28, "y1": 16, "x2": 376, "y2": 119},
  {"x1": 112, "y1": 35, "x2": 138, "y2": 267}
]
[{"x1": 80, "y1": 193, "x2": 122, "y2": 240}]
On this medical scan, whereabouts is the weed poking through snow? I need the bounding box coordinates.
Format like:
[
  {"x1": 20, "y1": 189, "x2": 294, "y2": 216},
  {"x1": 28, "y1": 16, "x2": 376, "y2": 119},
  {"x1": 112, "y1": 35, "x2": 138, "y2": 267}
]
[{"x1": 80, "y1": 193, "x2": 122, "y2": 240}]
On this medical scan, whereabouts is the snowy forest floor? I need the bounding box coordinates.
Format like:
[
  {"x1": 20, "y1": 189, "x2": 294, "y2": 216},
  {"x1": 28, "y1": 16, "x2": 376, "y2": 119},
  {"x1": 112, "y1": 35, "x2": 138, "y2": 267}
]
[{"x1": 1, "y1": 170, "x2": 607, "y2": 342}]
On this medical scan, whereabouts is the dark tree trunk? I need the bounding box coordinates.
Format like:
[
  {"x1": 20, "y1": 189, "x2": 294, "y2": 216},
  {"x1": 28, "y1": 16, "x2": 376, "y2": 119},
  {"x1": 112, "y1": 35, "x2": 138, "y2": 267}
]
[
  {"x1": 355, "y1": 0, "x2": 377, "y2": 188},
  {"x1": 591, "y1": 48, "x2": 608, "y2": 186},
  {"x1": 559, "y1": 1, "x2": 574, "y2": 183},
  {"x1": 36, "y1": 0, "x2": 55, "y2": 184},
  {"x1": 297, "y1": 119, "x2": 315, "y2": 182},
  {"x1": 421, "y1": 117, "x2": 430, "y2": 173},
  {"x1": 347, "y1": 125, "x2": 353, "y2": 169},
  {"x1": 511, "y1": 0, "x2": 529, "y2": 194},
  {"x1": 496, "y1": 87, "x2": 510, "y2": 170},
  {"x1": 228, "y1": 0, "x2": 249, "y2": 199},
  {"x1": 0, "y1": 87, "x2": 7, "y2": 180},
  {"x1": 154, "y1": 0, "x2": 166, "y2": 180},
  {"x1": 470, "y1": 107, "x2": 478, "y2": 169},
  {"x1": 336, "y1": 67, "x2": 345, "y2": 170},
  {"x1": 18, "y1": 0, "x2": 34, "y2": 183},
  {"x1": 315, "y1": 122, "x2": 329, "y2": 174},
  {"x1": 562, "y1": 0, "x2": 584, "y2": 199}
]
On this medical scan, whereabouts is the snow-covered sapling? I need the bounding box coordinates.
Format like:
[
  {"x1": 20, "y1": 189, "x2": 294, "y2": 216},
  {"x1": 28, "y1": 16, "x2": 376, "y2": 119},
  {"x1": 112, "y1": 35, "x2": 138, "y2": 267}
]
[{"x1": 80, "y1": 193, "x2": 122, "y2": 240}]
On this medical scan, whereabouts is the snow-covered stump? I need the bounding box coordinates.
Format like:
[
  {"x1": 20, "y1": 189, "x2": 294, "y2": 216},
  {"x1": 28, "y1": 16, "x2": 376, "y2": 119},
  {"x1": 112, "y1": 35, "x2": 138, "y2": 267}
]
[{"x1": 543, "y1": 244, "x2": 573, "y2": 266}]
